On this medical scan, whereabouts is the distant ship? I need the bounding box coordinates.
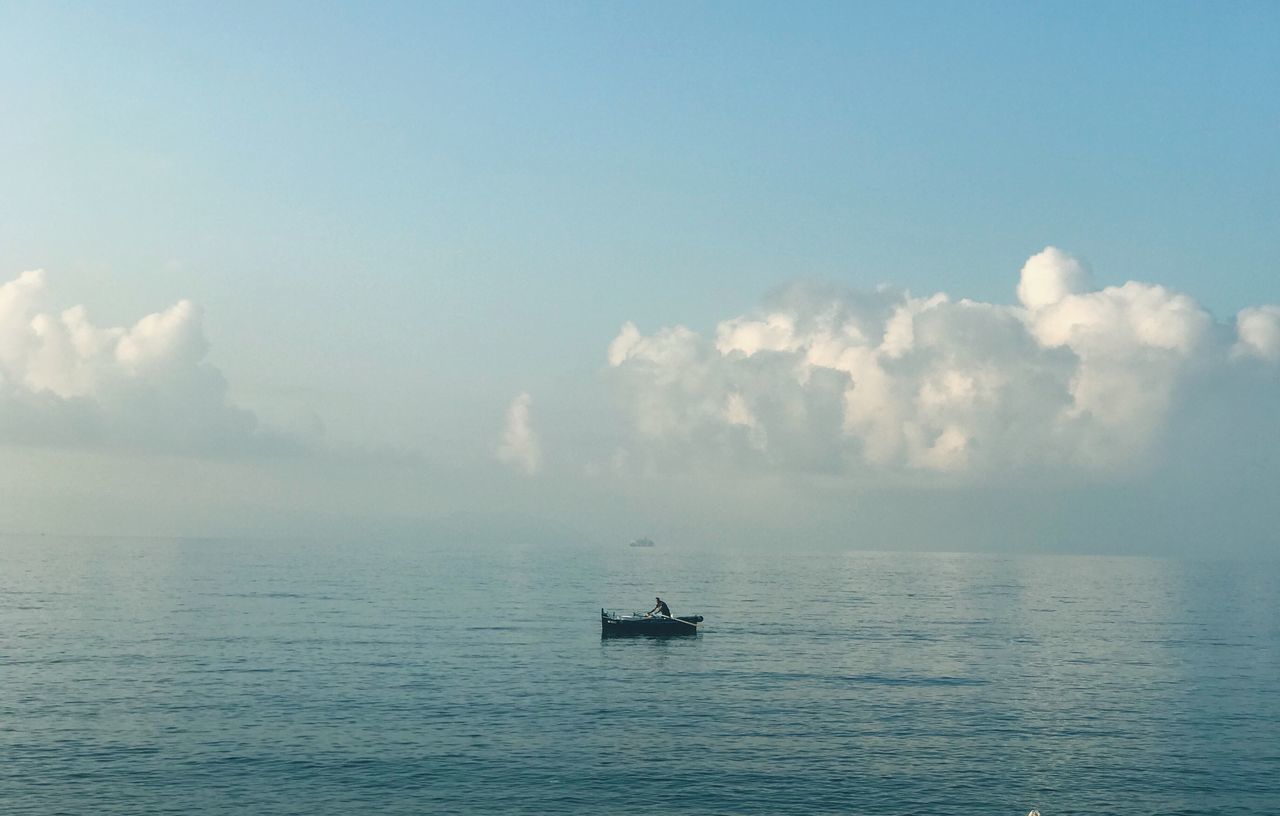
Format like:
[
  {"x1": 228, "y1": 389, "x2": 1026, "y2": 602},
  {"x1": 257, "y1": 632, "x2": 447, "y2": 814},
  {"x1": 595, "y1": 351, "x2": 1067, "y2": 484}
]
[{"x1": 628, "y1": 537, "x2": 655, "y2": 548}]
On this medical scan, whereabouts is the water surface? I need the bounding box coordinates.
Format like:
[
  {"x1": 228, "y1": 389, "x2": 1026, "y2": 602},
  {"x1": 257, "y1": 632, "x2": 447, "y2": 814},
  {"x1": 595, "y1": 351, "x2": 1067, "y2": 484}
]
[{"x1": 3, "y1": 536, "x2": 1277, "y2": 815}]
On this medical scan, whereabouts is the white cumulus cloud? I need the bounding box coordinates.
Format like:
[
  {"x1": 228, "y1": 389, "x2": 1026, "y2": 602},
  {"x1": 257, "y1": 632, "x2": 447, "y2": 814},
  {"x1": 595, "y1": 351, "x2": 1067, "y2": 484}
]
[
  {"x1": 1233, "y1": 305, "x2": 1280, "y2": 363},
  {"x1": 1016, "y1": 245, "x2": 1091, "y2": 310},
  {"x1": 0, "y1": 269, "x2": 286, "y2": 453},
  {"x1": 606, "y1": 248, "x2": 1280, "y2": 479}
]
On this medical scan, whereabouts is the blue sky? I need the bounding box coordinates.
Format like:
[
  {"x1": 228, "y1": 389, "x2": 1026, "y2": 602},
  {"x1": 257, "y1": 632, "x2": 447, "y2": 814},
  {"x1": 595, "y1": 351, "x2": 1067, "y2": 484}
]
[{"x1": 1, "y1": 3, "x2": 1277, "y2": 550}]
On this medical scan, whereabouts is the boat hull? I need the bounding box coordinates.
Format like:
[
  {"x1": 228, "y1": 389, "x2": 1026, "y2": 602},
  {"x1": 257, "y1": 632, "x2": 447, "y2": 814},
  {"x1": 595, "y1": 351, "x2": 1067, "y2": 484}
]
[{"x1": 601, "y1": 609, "x2": 703, "y2": 637}]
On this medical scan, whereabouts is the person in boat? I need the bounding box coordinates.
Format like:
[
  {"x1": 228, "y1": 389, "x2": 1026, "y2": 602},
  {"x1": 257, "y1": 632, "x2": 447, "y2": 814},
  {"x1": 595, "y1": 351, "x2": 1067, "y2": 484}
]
[{"x1": 648, "y1": 597, "x2": 671, "y2": 618}]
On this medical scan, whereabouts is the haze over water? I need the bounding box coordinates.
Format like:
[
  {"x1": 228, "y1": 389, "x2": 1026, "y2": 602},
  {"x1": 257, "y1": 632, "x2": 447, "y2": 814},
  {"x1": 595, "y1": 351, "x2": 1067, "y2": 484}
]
[{"x1": 3, "y1": 535, "x2": 1276, "y2": 815}]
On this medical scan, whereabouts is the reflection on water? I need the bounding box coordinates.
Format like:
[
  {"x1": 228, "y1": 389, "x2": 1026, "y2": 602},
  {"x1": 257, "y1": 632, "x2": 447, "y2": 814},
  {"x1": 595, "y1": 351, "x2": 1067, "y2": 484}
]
[{"x1": 2, "y1": 536, "x2": 1277, "y2": 815}]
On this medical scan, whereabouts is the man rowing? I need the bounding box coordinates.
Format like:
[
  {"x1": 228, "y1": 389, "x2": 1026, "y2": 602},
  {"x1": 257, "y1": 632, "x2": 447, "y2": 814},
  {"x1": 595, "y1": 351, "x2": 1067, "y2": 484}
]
[{"x1": 648, "y1": 596, "x2": 671, "y2": 618}]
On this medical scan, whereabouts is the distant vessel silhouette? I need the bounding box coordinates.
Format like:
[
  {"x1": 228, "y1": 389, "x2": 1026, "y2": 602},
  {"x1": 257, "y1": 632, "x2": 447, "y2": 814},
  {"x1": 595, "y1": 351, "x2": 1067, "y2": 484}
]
[{"x1": 628, "y1": 537, "x2": 655, "y2": 548}]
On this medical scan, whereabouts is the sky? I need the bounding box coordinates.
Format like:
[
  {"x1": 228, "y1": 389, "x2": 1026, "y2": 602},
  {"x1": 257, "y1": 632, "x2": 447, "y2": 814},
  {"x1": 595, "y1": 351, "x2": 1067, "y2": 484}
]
[{"x1": 1, "y1": 2, "x2": 1277, "y2": 554}]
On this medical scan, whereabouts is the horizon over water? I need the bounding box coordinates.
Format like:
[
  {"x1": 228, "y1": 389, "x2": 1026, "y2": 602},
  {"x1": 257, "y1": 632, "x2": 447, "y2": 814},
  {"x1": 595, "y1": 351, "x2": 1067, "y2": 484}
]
[{"x1": 3, "y1": 535, "x2": 1277, "y2": 815}]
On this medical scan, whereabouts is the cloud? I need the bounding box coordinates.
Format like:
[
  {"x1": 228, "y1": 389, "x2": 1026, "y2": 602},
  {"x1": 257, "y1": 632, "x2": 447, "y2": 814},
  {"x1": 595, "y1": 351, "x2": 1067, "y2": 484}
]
[
  {"x1": 496, "y1": 391, "x2": 541, "y2": 475},
  {"x1": 1233, "y1": 305, "x2": 1280, "y2": 363},
  {"x1": 1016, "y1": 245, "x2": 1091, "y2": 310},
  {"x1": 0, "y1": 269, "x2": 289, "y2": 453},
  {"x1": 607, "y1": 247, "x2": 1280, "y2": 479}
]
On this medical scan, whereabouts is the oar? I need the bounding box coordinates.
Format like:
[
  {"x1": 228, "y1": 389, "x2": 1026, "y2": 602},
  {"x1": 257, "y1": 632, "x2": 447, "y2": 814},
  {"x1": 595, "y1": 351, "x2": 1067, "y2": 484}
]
[{"x1": 655, "y1": 612, "x2": 697, "y2": 628}]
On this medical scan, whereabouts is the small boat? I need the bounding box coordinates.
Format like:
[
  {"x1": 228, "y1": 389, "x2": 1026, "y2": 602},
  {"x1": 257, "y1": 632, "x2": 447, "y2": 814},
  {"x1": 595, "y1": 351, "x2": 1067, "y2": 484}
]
[
  {"x1": 628, "y1": 537, "x2": 655, "y2": 548},
  {"x1": 601, "y1": 609, "x2": 703, "y2": 637}
]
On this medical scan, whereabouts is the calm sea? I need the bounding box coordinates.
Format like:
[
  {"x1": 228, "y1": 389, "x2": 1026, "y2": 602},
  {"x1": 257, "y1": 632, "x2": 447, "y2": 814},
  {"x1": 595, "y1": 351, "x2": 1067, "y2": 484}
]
[{"x1": 2, "y1": 536, "x2": 1277, "y2": 815}]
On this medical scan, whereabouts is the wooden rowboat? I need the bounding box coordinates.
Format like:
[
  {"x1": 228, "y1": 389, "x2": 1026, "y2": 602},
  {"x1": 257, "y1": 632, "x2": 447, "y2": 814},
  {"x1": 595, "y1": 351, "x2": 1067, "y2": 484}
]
[{"x1": 601, "y1": 608, "x2": 703, "y2": 637}]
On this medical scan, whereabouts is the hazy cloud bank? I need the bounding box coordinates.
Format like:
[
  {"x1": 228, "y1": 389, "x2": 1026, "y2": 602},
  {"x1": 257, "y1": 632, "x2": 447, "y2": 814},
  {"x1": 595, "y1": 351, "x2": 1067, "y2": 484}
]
[
  {"x1": 496, "y1": 391, "x2": 541, "y2": 475},
  {"x1": 0, "y1": 269, "x2": 296, "y2": 454},
  {"x1": 607, "y1": 248, "x2": 1280, "y2": 480}
]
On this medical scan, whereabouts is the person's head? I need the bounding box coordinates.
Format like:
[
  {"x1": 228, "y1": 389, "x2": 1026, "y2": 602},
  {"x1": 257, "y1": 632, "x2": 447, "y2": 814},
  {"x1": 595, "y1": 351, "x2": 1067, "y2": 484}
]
[{"x1": 655, "y1": 596, "x2": 661, "y2": 602}]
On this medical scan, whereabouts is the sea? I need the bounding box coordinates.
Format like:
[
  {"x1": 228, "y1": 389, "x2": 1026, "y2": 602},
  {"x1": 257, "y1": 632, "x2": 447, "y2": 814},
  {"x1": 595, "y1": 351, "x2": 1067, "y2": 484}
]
[{"x1": 2, "y1": 535, "x2": 1277, "y2": 816}]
